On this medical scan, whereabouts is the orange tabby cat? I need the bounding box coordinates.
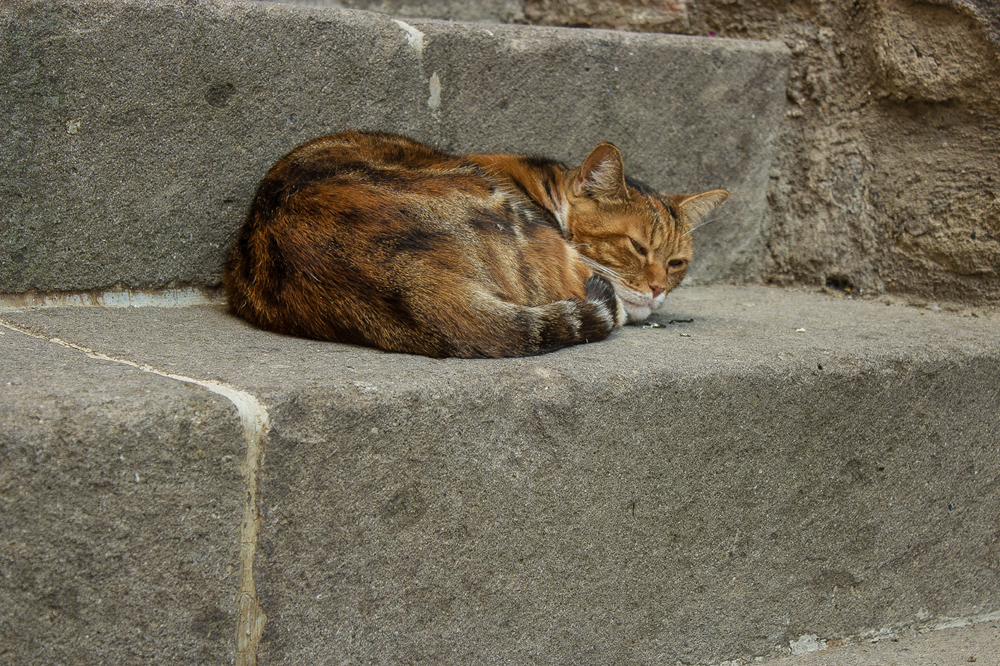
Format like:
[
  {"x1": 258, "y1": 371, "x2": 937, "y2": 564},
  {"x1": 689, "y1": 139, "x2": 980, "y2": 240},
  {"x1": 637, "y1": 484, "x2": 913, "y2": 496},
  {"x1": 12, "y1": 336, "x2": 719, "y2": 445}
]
[{"x1": 223, "y1": 131, "x2": 728, "y2": 358}]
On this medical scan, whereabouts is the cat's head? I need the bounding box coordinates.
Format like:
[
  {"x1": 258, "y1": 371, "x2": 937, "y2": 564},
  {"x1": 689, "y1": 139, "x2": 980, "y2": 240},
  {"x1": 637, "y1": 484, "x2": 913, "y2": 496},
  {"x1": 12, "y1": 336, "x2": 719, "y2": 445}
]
[{"x1": 562, "y1": 142, "x2": 729, "y2": 323}]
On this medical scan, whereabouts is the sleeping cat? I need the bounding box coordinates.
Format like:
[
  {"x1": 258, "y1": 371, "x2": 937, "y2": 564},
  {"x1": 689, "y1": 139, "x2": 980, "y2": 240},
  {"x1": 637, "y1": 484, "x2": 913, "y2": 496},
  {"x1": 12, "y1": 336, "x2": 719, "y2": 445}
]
[{"x1": 223, "y1": 130, "x2": 728, "y2": 358}]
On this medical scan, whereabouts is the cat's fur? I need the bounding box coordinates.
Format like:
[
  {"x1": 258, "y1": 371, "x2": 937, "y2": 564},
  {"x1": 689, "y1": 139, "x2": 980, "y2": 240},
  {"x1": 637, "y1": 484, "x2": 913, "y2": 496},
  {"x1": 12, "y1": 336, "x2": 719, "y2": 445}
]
[{"x1": 223, "y1": 131, "x2": 728, "y2": 358}]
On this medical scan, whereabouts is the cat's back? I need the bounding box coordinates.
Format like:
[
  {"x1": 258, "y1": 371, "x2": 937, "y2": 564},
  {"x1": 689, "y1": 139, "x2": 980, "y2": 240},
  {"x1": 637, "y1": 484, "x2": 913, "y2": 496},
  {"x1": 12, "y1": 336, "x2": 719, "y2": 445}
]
[
  {"x1": 223, "y1": 131, "x2": 607, "y2": 357},
  {"x1": 259, "y1": 130, "x2": 483, "y2": 196}
]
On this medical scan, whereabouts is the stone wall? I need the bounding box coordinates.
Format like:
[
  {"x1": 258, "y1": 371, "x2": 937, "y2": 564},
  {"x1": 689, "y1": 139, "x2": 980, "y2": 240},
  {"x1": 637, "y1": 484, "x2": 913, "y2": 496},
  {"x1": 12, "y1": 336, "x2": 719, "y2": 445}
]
[
  {"x1": 282, "y1": 0, "x2": 1000, "y2": 306},
  {"x1": 663, "y1": 0, "x2": 1000, "y2": 306}
]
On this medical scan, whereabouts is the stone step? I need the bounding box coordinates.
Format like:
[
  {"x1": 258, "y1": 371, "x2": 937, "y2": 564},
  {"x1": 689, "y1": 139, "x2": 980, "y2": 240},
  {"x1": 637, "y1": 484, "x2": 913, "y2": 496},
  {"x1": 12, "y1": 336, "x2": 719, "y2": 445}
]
[{"x1": 2, "y1": 286, "x2": 997, "y2": 664}]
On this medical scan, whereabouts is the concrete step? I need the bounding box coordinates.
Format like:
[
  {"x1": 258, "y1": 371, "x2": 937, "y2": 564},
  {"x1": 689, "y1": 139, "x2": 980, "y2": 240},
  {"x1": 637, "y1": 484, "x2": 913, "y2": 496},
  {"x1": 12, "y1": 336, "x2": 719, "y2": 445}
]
[
  {"x1": 2, "y1": 0, "x2": 787, "y2": 291},
  {"x1": 0, "y1": 315, "x2": 249, "y2": 663},
  {"x1": 2, "y1": 286, "x2": 998, "y2": 664}
]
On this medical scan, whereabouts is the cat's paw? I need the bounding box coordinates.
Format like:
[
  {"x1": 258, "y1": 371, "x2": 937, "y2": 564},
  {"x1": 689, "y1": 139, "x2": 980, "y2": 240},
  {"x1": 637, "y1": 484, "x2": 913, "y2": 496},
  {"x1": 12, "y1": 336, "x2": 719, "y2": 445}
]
[{"x1": 584, "y1": 275, "x2": 626, "y2": 329}]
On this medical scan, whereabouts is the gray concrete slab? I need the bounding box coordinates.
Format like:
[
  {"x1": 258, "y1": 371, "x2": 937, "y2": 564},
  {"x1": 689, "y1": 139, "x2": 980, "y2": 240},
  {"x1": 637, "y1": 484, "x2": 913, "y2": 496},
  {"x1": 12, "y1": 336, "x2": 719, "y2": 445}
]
[
  {"x1": 1, "y1": 285, "x2": 997, "y2": 664},
  {"x1": 1, "y1": 0, "x2": 787, "y2": 293},
  {"x1": 0, "y1": 325, "x2": 246, "y2": 663}
]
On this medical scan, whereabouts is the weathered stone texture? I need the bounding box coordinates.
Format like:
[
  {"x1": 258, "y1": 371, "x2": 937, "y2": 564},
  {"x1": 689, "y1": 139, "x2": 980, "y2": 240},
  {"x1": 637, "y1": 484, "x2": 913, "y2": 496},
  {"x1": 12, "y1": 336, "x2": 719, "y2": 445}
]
[
  {"x1": 312, "y1": 0, "x2": 526, "y2": 22},
  {"x1": 0, "y1": 327, "x2": 245, "y2": 664},
  {"x1": 524, "y1": 0, "x2": 688, "y2": 32}
]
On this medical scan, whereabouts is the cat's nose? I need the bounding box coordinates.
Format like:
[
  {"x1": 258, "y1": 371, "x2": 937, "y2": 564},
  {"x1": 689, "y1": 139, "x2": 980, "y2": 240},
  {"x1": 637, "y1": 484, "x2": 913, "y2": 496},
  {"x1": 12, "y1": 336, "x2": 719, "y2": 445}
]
[{"x1": 650, "y1": 285, "x2": 664, "y2": 298}]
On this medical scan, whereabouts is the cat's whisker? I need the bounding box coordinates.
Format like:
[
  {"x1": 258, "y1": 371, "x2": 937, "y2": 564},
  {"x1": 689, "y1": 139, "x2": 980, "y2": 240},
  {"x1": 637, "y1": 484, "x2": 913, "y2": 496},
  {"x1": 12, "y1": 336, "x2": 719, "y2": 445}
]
[
  {"x1": 579, "y1": 255, "x2": 623, "y2": 284},
  {"x1": 682, "y1": 214, "x2": 725, "y2": 239}
]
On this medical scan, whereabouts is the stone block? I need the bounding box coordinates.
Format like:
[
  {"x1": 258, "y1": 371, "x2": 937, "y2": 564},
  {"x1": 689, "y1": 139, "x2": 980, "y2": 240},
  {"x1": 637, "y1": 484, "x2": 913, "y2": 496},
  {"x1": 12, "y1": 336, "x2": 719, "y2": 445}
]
[{"x1": 0, "y1": 325, "x2": 245, "y2": 663}]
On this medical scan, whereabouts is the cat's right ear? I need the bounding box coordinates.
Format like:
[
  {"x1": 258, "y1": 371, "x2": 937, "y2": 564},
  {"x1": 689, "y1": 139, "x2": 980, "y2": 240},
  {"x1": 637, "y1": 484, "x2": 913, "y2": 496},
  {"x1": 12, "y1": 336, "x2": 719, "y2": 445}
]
[
  {"x1": 573, "y1": 142, "x2": 628, "y2": 201},
  {"x1": 675, "y1": 190, "x2": 730, "y2": 224}
]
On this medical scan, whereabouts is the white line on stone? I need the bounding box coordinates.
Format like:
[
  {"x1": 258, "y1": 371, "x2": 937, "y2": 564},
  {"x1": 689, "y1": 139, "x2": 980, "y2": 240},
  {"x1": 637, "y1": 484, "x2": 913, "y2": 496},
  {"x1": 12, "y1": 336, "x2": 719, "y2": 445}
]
[
  {"x1": 393, "y1": 19, "x2": 424, "y2": 57},
  {"x1": 428, "y1": 71, "x2": 442, "y2": 109},
  {"x1": 0, "y1": 287, "x2": 219, "y2": 310}
]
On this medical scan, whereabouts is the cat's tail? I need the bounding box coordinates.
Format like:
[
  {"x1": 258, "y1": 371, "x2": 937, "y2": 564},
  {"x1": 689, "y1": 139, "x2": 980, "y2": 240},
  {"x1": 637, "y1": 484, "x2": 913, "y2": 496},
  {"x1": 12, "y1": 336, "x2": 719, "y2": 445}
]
[{"x1": 461, "y1": 274, "x2": 625, "y2": 358}]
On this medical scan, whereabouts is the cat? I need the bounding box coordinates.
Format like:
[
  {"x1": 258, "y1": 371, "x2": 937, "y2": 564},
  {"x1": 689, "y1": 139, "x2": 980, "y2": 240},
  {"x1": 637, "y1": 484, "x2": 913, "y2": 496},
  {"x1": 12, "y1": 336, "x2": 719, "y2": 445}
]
[{"x1": 223, "y1": 130, "x2": 728, "y2": 358}]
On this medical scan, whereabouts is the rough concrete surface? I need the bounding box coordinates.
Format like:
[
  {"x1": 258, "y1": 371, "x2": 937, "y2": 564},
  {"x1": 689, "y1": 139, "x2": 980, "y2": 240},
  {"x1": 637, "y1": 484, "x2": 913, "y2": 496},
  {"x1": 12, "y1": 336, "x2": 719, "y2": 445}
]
[
  {"x1": 2, "y1": 285, "x2": 997, "y2": 664},
  {"x1": 0, "y1": 0, "x2": 787, "y2": 293},
  {"x1": 282, "y1": 0, "x2": 528, "y2": 23},
  {"x1": 0, "y1": 325, "x2": 246, "y2": 664}
]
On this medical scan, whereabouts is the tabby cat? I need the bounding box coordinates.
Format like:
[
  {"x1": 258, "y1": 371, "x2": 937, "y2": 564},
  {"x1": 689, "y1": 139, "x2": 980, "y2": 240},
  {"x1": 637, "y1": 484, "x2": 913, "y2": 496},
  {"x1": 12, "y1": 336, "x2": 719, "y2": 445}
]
[{"x1": 223, "y1": 131, "x2": 728, "y2": 358}]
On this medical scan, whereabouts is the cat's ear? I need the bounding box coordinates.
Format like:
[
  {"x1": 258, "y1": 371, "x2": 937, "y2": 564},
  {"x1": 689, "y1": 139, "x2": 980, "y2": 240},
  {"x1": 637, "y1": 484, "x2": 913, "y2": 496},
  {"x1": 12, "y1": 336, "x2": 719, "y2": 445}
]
[
  {"x1": 573, "y1": 142, "x2": 628, "y2": 201},
  {"x1": 674, "y1": 190, "x2": 730, "y2": 224}
]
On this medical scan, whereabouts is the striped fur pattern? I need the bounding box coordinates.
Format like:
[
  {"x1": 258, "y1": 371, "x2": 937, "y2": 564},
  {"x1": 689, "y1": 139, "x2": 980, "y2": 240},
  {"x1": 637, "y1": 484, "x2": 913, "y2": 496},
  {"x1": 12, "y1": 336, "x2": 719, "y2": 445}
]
[{"x1": 223, "y1": 131, "x2": 728, "y2": 358}]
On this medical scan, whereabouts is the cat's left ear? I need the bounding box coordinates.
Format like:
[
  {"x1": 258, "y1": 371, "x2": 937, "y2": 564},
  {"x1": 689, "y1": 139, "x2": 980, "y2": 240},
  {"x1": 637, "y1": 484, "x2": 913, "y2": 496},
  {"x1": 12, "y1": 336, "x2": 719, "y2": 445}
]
[
  {"x1": 573, "y1": 142, "x2": 628, "y2": 201},
  {"x1": 674, "y1": 190, "x2": 730, "y2": 224}
]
